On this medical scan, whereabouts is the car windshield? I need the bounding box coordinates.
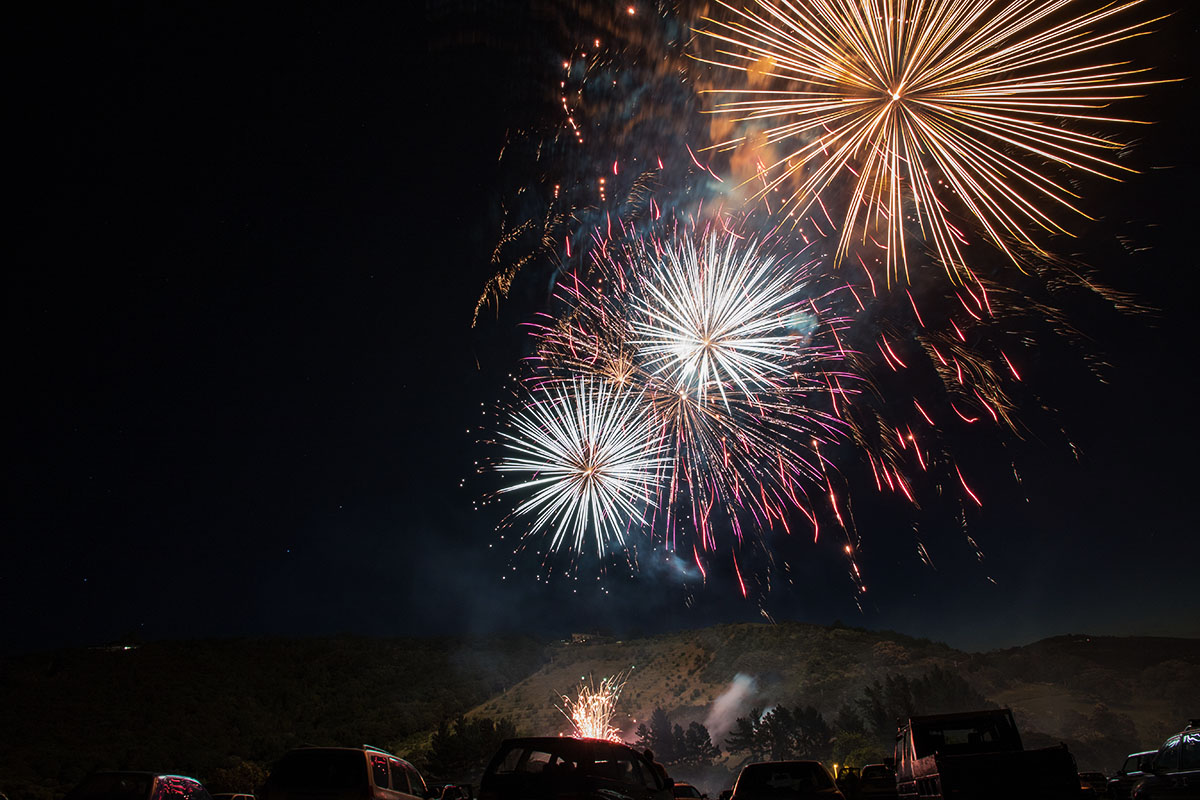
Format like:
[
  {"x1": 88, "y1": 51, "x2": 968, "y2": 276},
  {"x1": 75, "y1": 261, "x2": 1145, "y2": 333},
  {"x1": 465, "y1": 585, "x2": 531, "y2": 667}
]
[
  {"x1": 270, "y1": 750, "x2": 366, "y2": 790},
  {"x1": 737, "y1": 763, "x2": 834, "y2": 794},
  {"x1": 911, "y1": 715, "x2": 1021, "y2": 757}
]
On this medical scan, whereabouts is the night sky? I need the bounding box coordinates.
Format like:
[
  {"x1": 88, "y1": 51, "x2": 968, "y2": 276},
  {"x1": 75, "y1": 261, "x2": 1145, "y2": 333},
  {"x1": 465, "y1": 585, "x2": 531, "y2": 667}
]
[{"x1": 6, "y1": 1, "x2": 1198, "y2": 657}]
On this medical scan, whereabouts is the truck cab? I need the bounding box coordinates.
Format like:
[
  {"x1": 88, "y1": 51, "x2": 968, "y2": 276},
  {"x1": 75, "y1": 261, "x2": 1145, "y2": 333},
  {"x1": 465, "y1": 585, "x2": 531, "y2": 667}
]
[{"x1": 894, "y1": 708, "x2": 1081, "y2": 799}]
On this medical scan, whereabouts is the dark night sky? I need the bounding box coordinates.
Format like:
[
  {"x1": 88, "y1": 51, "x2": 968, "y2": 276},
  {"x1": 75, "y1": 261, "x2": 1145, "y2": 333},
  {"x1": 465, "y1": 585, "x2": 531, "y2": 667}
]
[{"x1": 5, "y1": 1, "x2": 1198, "y2": 657}]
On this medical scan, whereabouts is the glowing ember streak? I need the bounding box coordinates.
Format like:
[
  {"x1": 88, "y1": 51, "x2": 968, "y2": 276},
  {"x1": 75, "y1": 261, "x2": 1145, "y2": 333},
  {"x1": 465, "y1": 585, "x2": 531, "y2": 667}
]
[
  {"x1": 557, "y1": 671, "x2": 630, "y2": 742},
  {"x1": 498, "y1": 378, "x2": 671, "y2": 555},
  {"x1": 957, "y1": 465, "x2": 983, "y2": 506},
  {"x1": 697, "y1": 0, "x2": 1164, "y2": 283}
]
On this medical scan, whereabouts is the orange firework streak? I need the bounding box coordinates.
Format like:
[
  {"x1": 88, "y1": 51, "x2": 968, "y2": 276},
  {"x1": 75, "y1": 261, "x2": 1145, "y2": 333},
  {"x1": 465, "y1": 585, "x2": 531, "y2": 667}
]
[{"x1": 696, "y1": 0, "x2": 1167, "y2": 286}]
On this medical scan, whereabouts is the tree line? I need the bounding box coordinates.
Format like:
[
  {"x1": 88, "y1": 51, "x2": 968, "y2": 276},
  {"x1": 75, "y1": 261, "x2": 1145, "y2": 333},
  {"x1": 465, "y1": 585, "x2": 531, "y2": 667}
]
[{"x1": 420, "y1": 665, "x2": 991, "y2": 779}]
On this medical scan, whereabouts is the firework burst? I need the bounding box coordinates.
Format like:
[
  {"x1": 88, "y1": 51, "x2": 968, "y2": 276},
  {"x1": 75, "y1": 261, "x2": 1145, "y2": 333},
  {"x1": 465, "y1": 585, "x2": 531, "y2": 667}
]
[
  {"x1": 696, "y1": 0, "x2": 1163, "y2": 283},
  {"x1": 557, "y1": 670, "x2": 631, "y2": 742},
  {"x1": 498, "y1": 378, "x2": 671, "y2": 557},
  {"x1": 632, "y1": 232, "x2": 817, "y2": 406},
  {"x1": 526, "y1": 220, "x2": 859, "y2": 572}
]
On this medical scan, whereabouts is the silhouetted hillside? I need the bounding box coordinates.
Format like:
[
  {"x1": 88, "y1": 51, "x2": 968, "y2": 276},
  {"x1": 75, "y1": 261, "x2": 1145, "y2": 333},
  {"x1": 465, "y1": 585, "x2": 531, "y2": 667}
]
[
  {"x1": 2, "y1": 626, "x2": 1196, "y2": 798},
  {"x1": 466, "y1": 624, "x2": 1198, "y2": 777},
  {"x1": 0, "y1": 635, "x2": 547, "y2": 798}
]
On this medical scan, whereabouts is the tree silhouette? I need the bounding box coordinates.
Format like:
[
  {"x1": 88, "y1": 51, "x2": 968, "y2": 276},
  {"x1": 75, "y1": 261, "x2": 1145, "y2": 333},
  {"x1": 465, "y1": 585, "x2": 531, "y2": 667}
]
[
  {"x1": 682, "y1": 722, "x2": 721, "y2": 766},
  {"x1": 426, "y1": 716, "x2": 517, "y2": 778},
  {"x1": 723, "y1": 706, "x2": 832, "y2": 762}
]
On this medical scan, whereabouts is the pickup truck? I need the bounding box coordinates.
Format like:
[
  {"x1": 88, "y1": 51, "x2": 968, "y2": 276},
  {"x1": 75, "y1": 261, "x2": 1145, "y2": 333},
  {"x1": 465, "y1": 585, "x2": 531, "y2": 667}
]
[{"x1": 893, "y1": 708, "x2": 1083, "y2": 799}]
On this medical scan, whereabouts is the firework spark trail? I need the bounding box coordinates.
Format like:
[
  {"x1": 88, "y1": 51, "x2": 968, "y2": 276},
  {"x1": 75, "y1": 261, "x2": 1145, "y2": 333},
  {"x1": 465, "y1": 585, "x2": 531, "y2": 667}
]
[
  {"x1": 498, "y1": 378, "x2": 671, "y2": 556},
  {"x1": 557, "y1": 671, "x2": 630, "y2": 742},
  {"x1": 695, "y1": 0, "x2": 1164, "y2": 284}
]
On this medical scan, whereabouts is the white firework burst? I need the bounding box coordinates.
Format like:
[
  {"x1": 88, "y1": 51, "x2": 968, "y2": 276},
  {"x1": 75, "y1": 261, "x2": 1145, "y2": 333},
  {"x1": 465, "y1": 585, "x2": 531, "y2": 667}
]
[
  {"x1": 631, "y1": 233, "x2": 815, "y2": 408},
  {"x1": 498, "y1": 378, "x2": 670, "y2": 555}
]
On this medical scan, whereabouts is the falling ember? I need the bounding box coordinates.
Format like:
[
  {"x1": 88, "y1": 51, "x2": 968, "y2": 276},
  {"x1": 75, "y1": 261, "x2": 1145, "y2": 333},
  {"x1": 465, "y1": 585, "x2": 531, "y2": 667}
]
[{"x1": 557, "y1": 671, "x2": 631, "y2": 742}]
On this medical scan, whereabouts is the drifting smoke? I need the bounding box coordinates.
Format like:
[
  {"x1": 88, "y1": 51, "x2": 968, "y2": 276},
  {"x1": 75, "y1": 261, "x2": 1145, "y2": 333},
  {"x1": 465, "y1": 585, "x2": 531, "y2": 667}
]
[{"x1": 703, "y1": 672, "x2": 757, "y2": 743}]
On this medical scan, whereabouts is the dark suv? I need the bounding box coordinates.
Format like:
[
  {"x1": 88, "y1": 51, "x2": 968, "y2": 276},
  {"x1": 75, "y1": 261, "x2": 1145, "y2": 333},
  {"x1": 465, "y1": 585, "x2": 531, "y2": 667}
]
[
  {"x1": 259, "y1": 745, "x2": 428, "y2": 800},
  {"x1": 1110, "y1": 753, "x2": 1157, "y2": 800},
  {"x1": 479, "y1": 737, "x2": 672, "y2": 800},
  {"x1": 1131, "y1": 720, "x2": 1200, "y2": 800}
]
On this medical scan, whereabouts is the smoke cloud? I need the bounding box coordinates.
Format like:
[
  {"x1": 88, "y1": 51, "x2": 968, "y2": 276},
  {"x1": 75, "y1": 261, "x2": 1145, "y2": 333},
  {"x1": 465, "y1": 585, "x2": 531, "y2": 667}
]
[{"x1": 704, "y1": 672, "x2": 758, "y2": 744}]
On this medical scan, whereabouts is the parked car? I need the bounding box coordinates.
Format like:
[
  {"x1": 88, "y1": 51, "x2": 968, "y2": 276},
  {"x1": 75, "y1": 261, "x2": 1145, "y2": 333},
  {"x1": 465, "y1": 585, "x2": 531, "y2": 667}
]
[
  {"x1": 853, "y1": 763, "x2": 898, "y2": 799},
  {"x1": 64, "y1": 772, "x2": 212, "y2": 799},
  {"x1": 1077, "y1": 771, "x2": 1106, "y2": 797},
  {"x1": 1110, "y1": 752, "x2": 1158, "y2": 800},
  {"x1": 1131, "y1": 720, "x2": 1200, "y2": 800},
  {"x1": 479, "y1": 736, "x2": 672, "y2": 800},
  {"x1": 259, "y1": 745, "x2": 429, "y2": 800},
  {"x1": 674, "y1": 783, "x2": 706, "y2": 799},
  {"x1": 730, "y1": 761, "x2": 844, "y2": 800}
]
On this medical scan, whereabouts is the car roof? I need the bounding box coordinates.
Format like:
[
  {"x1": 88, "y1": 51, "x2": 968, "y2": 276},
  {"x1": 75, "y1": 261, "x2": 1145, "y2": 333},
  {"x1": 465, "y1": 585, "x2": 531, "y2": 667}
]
[
  {"x1": 498, "y1": 737, "x2": 639, "y2": 753},
  {"x1": 740, "y1": 760, "x2": 826, "y2": 768}
]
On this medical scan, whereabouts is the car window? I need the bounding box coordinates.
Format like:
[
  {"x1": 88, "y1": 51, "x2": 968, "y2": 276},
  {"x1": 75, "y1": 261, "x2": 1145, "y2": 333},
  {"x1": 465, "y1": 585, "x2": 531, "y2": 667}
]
[
  {"x1": 585, "y1": 756, "x2": 645, "y2": 786},
  {"x1": 737, "y1": 763, "x2": 835, "y2": 793},
  {"x1": 494, "y1": 747, "x2": 524, "y2": 774},
  {"x1": 405, "y1": 762, "x2": 427, "y2": 796},
  {"x1": 1157, "y1": 736, "x2": 1181, "y2": 772},
  {"x1": 390, "y1": 759, "x2": 410, "y2": 793},
  {"x1": 1181, "y1": 732, "x2": 1200, "y2": 770},
  {"x1": 495, "y1": 749, "x2": 554, "y2": 775},
  {"x1": 371, "y1": 755, "x2": 390, "y2": 788},
  {"x1": 525, "y1": 751, "x2": 553, "y2": 774}
]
